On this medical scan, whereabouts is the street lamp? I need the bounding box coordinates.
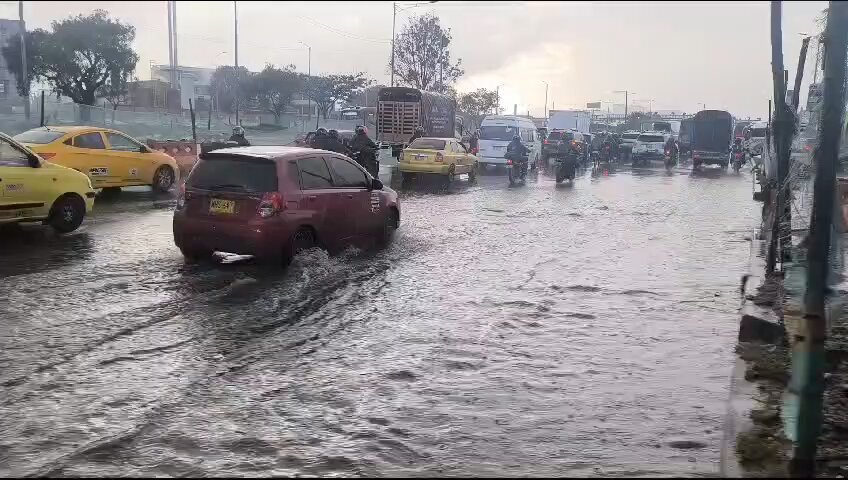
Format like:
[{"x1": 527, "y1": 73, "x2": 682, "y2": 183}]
[
  {"x1": 541, "y1": 80, "x2": 548, "y2": 119},
  {"x1": 495, "y1": 83, "x2": 505, "y2": 115},
  {"x1": 613, "y1": 90, "x2": 634, "y2": 118},
  {"x1": 299, "y1": 41, "x2": 312, "y2": 120},
  {"x1": 391, "y1": 1, "x2": 438, "y2": 87}
]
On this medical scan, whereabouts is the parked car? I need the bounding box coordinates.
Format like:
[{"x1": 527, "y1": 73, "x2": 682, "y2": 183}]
[
  {"x1": 173, "y1": 146, "x2": 399, "y2": 264},
  {"x1": 398, "y1": 137, "x2": 478, "y2": 186},
  {"x1": 14, "y1": 126, "x2": 180, "y2": 192},
  {"x1": 631, "y1": 132, "x2": 667, "y2": 166},
  {"x1": 0, "y1": 131, "x2": 95, "y2": 233}
]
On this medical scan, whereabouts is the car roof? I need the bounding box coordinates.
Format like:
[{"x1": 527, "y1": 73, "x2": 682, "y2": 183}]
[
  {"x1": 412, "y1": 137, "x2": 454, "y2": 141},
  {"x1": 29, "y1": 125, "x2": 130, "y2": 136},
  {"x1": 201, "y1": 145, "x2": 320, "y2": 160}
]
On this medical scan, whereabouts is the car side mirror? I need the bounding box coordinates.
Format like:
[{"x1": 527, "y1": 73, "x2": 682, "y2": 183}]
[
  {"x1": 28, "y1": 155, "x2": 41, "y2": 168},
  {"x1": 371, "y1": 178, "x2": 383, "y2": 190}
]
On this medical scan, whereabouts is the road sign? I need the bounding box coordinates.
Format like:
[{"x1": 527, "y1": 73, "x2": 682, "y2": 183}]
[{"x1": 587, "y1": 102, "x2": 601, "y2": 109}]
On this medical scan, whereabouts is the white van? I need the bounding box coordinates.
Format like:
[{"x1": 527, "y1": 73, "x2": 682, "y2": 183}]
[{"x1": 476, "y1": 115, "x2": 541, "y2": 169}]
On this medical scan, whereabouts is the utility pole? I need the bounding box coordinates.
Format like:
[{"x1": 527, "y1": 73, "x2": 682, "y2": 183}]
[
  {"x1": 791, "y1": 2, "x2": 848, "y2": 477},
  {"x1": 18, "y1": 0, "x2": 28, "y2": 120},
  {"x1": 391, "y1": 2, "x2": 397, "y2": 87},
  {"x1": 234, "y1": 0, "x2": 239, "y2": 125},
  {"x1": 770, "y1": 0, "x2": 793, "y2": 265},
  {"x1": 173, "y1": 0, "x2": 178, "y2": 86},
  {"x1": 167, "y1": 0, "x2": 174, "y2": 87},
  {"x1": 791, "y1": 36, "x2": 811, "y2": 112},
  {"x1": 614, "y1": 90, "x2": 632, "y2": 118},
  {"x1": 542, "y1": 81, "x2": 548, "y2": 119},
  {"x1": 300, "y1": 41, "x2": 311, "y2": 121}
]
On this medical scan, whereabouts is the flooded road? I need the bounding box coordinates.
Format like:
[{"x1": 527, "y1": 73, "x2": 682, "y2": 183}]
[{"x1": 0, "y1": 164, "x2": 759, "y2": 477}]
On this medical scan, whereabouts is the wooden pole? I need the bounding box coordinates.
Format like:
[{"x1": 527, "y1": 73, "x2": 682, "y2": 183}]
[
  {"x1": 207, "y1": 99, "x2": 212, "y2": 131},
  {"x1": 790, "y1": 2, "x2": 848, "y2": 476},
  {"x1": 792, "y1": 36, "x2": 811, "y2": 112},
  {"x1": 770, "y1": 1, "x2": 793, "y2": 265},
  {"x1": 189, "y1": 97, "x2": 197, "y2": 144},
  {"x1": 39, "y1": 90, "x2": 44, "y2": 127}
]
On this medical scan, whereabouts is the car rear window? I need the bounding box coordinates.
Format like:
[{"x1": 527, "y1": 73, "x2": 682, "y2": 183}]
[
  {"x1": 480, "y1": 125, "x2": 518, "y2": 141},
  {"x1": 188, "y1": 155, "x2": 278, "y2": 193},
  {"x1": 749, "y1": 128, "x2": 767, "y2": 137},
  {"x1": 13, "y1": 129, "x2": 65, "y2": 144},
  {"x1": 547, "y1": 131, "x2": 563, "y2": 140},
  {"x1": 638, "y1": 135, "x2": 664, "y2": 143},
  {"x1": 622, "y1": 133, "x2": 640, "y2": 140},
  {"x1": 408, "y1": 138, "x2": 446, "y2": 150}
]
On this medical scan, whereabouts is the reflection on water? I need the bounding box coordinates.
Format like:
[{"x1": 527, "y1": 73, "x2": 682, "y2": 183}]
[{"x1": 0, "y1": 167, "x2": 759, "y2": 477}]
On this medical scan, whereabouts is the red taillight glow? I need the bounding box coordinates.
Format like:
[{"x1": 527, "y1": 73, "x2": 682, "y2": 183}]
[
  {"x1": 258, "y1": 192, "x2": 283, "y2": 218},
  {"x1": 435, "y1": 152, "x2": 444, "y2": 163},
  {"x1": 506, "y1": 159, "x2": 513, "y2": 165},
  {"x1": 804, "y1": 144, "x2": 812, "y2": 152},
  {"x1": 39, "y1": 153, "x2": 56, "y2": 160},
  {"x1": 544, "y1": 140, "x2": 549, "y2": 144}
]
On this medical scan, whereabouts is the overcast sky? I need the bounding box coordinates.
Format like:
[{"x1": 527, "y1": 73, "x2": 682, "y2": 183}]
[{"x1": 8, "y1": 1, "x2": 828, "y2": 118}]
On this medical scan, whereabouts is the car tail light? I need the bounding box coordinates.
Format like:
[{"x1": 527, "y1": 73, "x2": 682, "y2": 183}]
[
  {"x1": 399, "y1": 150, "x2": 404, "y2": 161},
  {"x1": 435, "y1": 152, "x2": 444, "y2": 163},
  {"x1": 39, "y1": 153, "x2": 56, "y2": 160},
  {"x1": 258, "y1": 192, "x2": 283, "y2": 218},
  {"x1": 506, "y1": 159, "x2": 513, "y2": 165},
  {"x1": 804, "y1": 144, "x2": 812, "y2": 152},
  {"x1": 544, "y1": 140, "x2": 549, "y2": 144}
]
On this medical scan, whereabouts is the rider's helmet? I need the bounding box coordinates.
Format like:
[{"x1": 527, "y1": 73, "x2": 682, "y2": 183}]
[
  {"x1": 355, "y1": 125, "x2": 367, "y2": 135},
  {"x1": 232, "y1": 126, "x2": 245, "y2": 136},
  {"x1": 734, "y1": 137, "x2": 742, "y2": 145},
  {"x1": 328, "y1": 129, "x2": 340, "y2": 139},
  {"x1": 415, "y1": 126, "x2": 425, "y2": 135},
  {"x1": 512, "y1": 135, "x2": 521, "y2": 142},
  {"x1": 316, "y1": 127, "x2": 328, "y2": 136}
]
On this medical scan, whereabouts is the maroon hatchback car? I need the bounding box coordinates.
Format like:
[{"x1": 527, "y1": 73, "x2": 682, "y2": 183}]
[{"x1": 173, "y1": 146, "x2": 400, "y2": 263}]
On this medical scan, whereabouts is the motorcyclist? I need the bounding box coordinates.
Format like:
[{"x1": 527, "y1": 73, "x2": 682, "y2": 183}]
[
  {"x1": 506, "y1": 134, "x2": 530, "y2": 165},
  {"x1": 326, "y1": 129, "x2": 352, "y2": 155},
  {"x1": 310, "y1": 127, "x2": 330, "y2": 149},
  {"x1": 228, "y1": 126, "x2": 250, "y2": 146},
  {"x1": 410, "y1": 126, "x2": 425, "y2": 143},
  {"x1": 350, "y1": 125, "x2": 379, "y2": 177},
  {"x1": 468, "y1": 130, "x2": 480, "y2": 155},
  {"x1": 732, "y1": 137, "x2": 744, "y2": 154},
  {"x1": 665, "y1": 136, "x2": 679, "y2": 157}
]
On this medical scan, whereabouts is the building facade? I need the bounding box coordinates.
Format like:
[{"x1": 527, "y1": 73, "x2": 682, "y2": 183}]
[{"x1": 0, "y1": 19, "x2": 24, "y2": 106}]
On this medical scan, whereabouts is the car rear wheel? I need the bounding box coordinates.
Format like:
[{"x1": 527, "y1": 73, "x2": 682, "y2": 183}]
[
  {"x1": 284, "y1": 227, "x2": 316, "y2": 265},
  {"x1": 380, "y1": 208, "x2": 399, "y2": 246},
  {"x1": 468, "y1": 163, "x2": 478, "y2": 184},
  {"x1": 49, "y1": 194, "x2": 85, "y2": 234},
  {"x1": 153, "y1": 166, "x2": 175, "y2": 193}
]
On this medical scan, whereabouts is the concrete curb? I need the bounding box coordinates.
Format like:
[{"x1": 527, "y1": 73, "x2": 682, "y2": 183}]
[{"x1": 720, "y1": 231, "x2": 788, "y2": 477}]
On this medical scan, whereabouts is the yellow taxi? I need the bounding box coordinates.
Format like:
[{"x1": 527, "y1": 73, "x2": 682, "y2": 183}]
[
  {"x1": 0, "y1": 131, "x2": 96, "y2": 233},
  {"x1": 399, "y1": 137, "x2": 478, "y2": 185},
  {"x1": 14, "y1": 126, "x2": 180, "y2": 192}
]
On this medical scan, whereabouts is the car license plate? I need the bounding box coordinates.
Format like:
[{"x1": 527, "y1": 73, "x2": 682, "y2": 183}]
[
  {"x1": 494, "y1": 146, "x2": 505, "y2": 151},
  {"x1": 209, "y1": 198, "x2": 235, "y2": 214}
]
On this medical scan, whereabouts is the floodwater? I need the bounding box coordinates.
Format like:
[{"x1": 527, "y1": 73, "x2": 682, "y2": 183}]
[{"x1": 0, "y1": 164, "x2": 759, "y2": 477}]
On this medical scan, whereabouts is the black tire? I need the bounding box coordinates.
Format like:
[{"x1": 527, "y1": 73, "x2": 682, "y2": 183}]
[
  {"x1": 100, "y1": 186, "x2": 121, "y2": 197},
  {"x1": 49, "y1": 194, "x2": 86, "y2": 234},
  {"x1": 153, "y1": 165, "x2": 175, "y2": 193},
  {"x1": 468, "y1": 163, "x2": 478, "y2": 184},
  {"x1": 401, "y1": 172, "x2": 415, "y2": 187},
  {"x1": 445, "y1": 168, "x2": 455, "y2": 188},
  {"x1": 379, "y1": 208, "x2": 399, "y2": 246},
  {"x1": 284, "y1": 227, "x2": 316, "y2": 265},
  {"x1": 508, "y1": 168, "x2": 516, "y2": 187}
]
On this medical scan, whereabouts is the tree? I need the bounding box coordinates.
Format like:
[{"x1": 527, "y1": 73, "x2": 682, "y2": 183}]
[
  {"x1": 27, "y1": 10, "x2": 138, "y2": 107},
  {"x1": 1, "y1": 29, "x2": 47, "y2": 99},
  {"x1": 305, "y1": 72, "x2": 371, "y2": 119},
  {"x1": 210, "y1": 65, "x2": 253, "y2": 115},
  {"x1": 254, "y1": 64, "x2": 302, "y2": 124},
  {"x1": 99, "y1": 70, "x2": 130, "y2": 110},
  {"x1": 458, "y1": 88, "x2": 499, "y2": 128},
  {"x1": 390, "y1": 13, "x2": 463, "y2": 92}
]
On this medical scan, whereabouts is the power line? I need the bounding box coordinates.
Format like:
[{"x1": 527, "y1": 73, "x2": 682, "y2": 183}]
[{"x1": 290, "y1": 14, "x2": 392, "y2": 44}]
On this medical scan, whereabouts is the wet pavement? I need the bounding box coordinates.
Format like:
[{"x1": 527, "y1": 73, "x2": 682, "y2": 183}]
[{"x1": 1, "y1": 163, "x2": 760, "y2": 477}]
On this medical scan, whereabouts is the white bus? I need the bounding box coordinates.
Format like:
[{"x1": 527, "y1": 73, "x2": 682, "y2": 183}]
[{"x1": 476, "y1": 115, "x2": 541, "y2": 170}]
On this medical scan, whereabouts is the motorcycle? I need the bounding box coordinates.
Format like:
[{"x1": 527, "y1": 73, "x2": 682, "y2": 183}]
[
  {"x1": 505, "y1": 150, "x2": 529, "y2": 187},
  {"x1": 663, "y1": 147, "x2": 676, "y2": 170},
  {"x1": 554, "y1": 151, "x2": 577, "y2": 184},
  {"x1": 732, "y1": 150, "x2": 744, "y2": 173}
]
